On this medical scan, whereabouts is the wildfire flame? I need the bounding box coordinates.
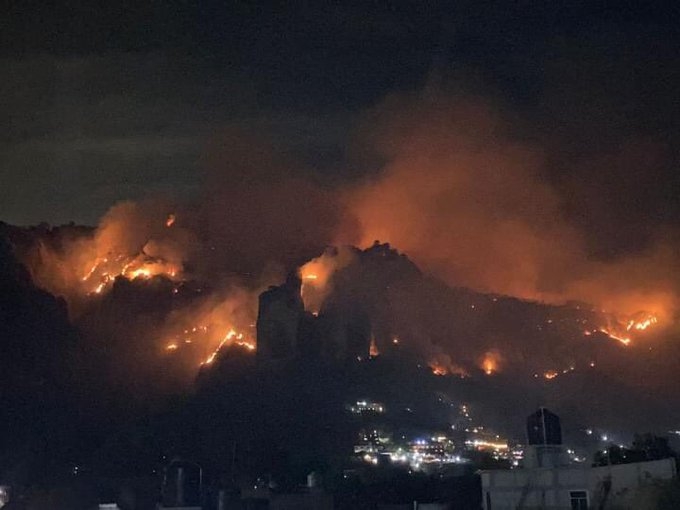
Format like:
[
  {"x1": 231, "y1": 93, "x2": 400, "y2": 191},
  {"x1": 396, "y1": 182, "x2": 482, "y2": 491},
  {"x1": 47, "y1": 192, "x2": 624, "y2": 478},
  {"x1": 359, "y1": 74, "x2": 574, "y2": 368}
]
[
  {"x1": 597, "y1": 328, "x2": 631, "y2": 346},
  {"x1": 201, "y1": 329, "x2": 256, "y2": 365},
  {"x1": 82, "y1": 254, "x2": 181, "y2": 295},
  {"x1": 298, "y1": 247, "x2": 356, "y2": 313},
  {"x1": 428, "y1": 354, "x2": 468, "y2": 378},
  {"x1": 236, "y1": 340, "x2": 256, "y2": 351},
  {"x1": 479, "y1": 349, "x2": 502, "y2": 375},
  {"x1": 627, "y1": 315, "x2": 658, "y2": 331},
  {"x1": 369, "y1": 336, "x2": 380, "y2": 357},
  {"x1": 431, "y1": 363, "x2": 447, "y2": 376},
  {"x1": 588, "y1": 312, "x2": 659, "y2": 346}
]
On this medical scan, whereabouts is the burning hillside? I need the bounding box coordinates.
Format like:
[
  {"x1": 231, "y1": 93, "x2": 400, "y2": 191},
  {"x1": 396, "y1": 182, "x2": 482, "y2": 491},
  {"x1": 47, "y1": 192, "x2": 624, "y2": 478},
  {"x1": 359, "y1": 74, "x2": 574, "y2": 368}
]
[
  {"x1": 586, "y1": 311, "x2": 659, "y2": 346},
  {"x1": 2, "y1": 106, "x2": 676, "y2": 391},
  {"x1": 293, "y1": 243, "x2": 666, "y2": 379},
  {"x1": 0, "y1": 113, "x2": 675, "y2": 403},
  {"x1": 81, "y1": 252, "x2": 180, "y2": 295},
  {"x1": 8, "y1": 202, "x2": 188, "y2": 305},
  {"x1": 2, "y1": 213, "x2": 669, "y2": 385},
  {"x1": 2, "y1": 213, "x2": 680, "y2": 448},
  {"x1": 343, "y1": 93, "x2": 679, "y2": 323}
]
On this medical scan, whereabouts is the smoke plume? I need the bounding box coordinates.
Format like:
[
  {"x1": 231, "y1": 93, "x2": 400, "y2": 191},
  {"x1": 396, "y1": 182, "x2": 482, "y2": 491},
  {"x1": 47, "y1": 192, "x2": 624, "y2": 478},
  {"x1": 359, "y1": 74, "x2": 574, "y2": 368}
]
[{"x1": 342, "y1": 91, "x2": 679, "y2": 318}]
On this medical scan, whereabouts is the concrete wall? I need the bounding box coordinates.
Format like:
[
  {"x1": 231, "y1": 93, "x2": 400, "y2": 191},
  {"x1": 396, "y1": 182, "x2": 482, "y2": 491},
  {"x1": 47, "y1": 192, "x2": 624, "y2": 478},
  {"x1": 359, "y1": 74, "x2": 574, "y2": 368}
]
[
  {"x1": 593, "y1": 458, "x2": 677, "y2": 508},
  {"x1": 377, "y1": 504, "x2": 450, "y2": 510},
  {"x1": 481, "y1": 466, "x2": 588, "y2": 509},
  {"x1": 481, "y1": 458, "x2": 677, "y2": 510}
]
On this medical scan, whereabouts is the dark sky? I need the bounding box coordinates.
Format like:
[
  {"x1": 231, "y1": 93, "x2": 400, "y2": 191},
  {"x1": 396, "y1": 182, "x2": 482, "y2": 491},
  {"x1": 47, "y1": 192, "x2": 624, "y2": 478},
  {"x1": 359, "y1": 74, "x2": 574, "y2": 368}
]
[{"x1": 1, "y1": 1, "x2": 679, "y2": 230}]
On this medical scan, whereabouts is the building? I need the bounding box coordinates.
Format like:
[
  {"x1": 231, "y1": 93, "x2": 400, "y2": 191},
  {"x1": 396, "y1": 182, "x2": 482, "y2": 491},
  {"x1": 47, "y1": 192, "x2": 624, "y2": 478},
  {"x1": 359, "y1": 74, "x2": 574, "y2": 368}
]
[
  {"x1": 523, "y1": 408, "x2": 569, "y2": 469},
  {"x1": 481, "y1": 409, "x2": 677, "y2": 509},
  {"x1": 0, "y1": 486, "x2": 9, "y2": 509},
  {"x1": 464, "y1": 426, "x2": 510, "y2": 461},
  {"x1": 527, "y1": 408, "x2": 562, "y2": 447},
  {"x1": 227, "y1": 473, "x2": 334, "y2": 510},
  {"x1": 158, "y1": 459, "x2": 203, "y2": 510},
  {"x1": 347, "y1": 399, "x2": 386, "y2": 414}
]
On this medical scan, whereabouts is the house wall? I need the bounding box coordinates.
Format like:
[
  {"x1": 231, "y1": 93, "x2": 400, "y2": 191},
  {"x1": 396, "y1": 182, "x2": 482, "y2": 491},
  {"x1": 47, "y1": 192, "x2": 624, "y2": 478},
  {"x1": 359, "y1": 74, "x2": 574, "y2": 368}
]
[
  {"x1": 592, "y1": 458, "x2": 677, "y2": 508},
  {"x1": 481, "y1": 458, "x2": 676, "y2": 510},
  {"x1": 481, "y1": 467, "x2": 588, "y2": 510}
]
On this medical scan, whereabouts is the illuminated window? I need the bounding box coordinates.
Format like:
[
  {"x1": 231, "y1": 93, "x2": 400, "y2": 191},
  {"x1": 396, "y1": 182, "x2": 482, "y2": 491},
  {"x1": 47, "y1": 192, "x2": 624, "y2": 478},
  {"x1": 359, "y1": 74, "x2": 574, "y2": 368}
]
[{"x1": 570, "y1": 490, "x2": 588, "y2": 510}]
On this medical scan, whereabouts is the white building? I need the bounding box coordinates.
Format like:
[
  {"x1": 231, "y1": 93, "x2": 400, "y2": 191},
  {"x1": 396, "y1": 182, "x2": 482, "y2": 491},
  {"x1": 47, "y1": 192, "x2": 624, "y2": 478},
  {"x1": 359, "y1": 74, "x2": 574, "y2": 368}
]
[
  {"x1": 480, "y1": 408, "x2": 677, "y2": 510},
  {"x1": 481, "y1": 455, "x2": 676, "y2": 509}
]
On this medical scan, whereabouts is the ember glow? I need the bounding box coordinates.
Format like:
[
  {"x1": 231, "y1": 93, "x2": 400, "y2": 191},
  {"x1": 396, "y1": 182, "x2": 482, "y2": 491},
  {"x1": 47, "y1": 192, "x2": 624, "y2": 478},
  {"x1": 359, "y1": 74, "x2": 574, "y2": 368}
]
[
  {"x1": 428, "y1": 354, "x2": 468, "y2": 378},
  {"x1": 369, "y1": 336, "x2": 380, "y2": 357},
  {"x1": 236, "y1": 340, "x2": 256, "y2": 351},
  {"x1": 162, "y1": 319, "x2": 256, "y2": 367},
  {"x1": 479, "y1": 350, "x2": 502, "y2": 376},
  {"x1": 627, "y1": 314, "x2": 658, "y2": 331},
  {"x1": 201, "y1": 329, "x2": 255, "y2": 365},
  {"x1": 82, "y1": 253, "x2": 181, "y2": 295},
  {"x1": 587, "y1": 311, "x2": 659, "y2": 346},
  {"x1": 430, "y1": 363, "x2": 447, "y2": 376},
  {"x1": 156, "y1": 285, "x2": 260, "y2": 372},
  {"x1": 597, "y1": 328, "x2": 631, "y2": 346}
]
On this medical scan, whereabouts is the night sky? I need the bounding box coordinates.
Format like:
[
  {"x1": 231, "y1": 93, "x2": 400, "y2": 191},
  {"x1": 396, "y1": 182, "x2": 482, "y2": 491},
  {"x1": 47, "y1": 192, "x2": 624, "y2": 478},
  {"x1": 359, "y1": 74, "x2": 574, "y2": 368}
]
[{"x1": 0, "y1": 2, "x2": 678, "y2": 261}]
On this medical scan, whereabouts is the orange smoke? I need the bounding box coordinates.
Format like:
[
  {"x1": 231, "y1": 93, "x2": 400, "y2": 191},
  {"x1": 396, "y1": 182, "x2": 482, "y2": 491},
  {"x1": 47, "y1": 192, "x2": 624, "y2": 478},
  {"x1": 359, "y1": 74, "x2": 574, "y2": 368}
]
[
  {"x1": 341, "y1": 93, "x2": 679, "y2": 319},
  {"x1": 299, "y1": 247, "x2": 356, "y2": 313},
  {"x1": 24, "y1": 200, "x2": 191, "y2": 305},
  {"x1": 161, "y1": 286, "x2": 260, "y2": 369},
  {"x1": 428, "y1": 353, "x2": 468, "y2": 377}
]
